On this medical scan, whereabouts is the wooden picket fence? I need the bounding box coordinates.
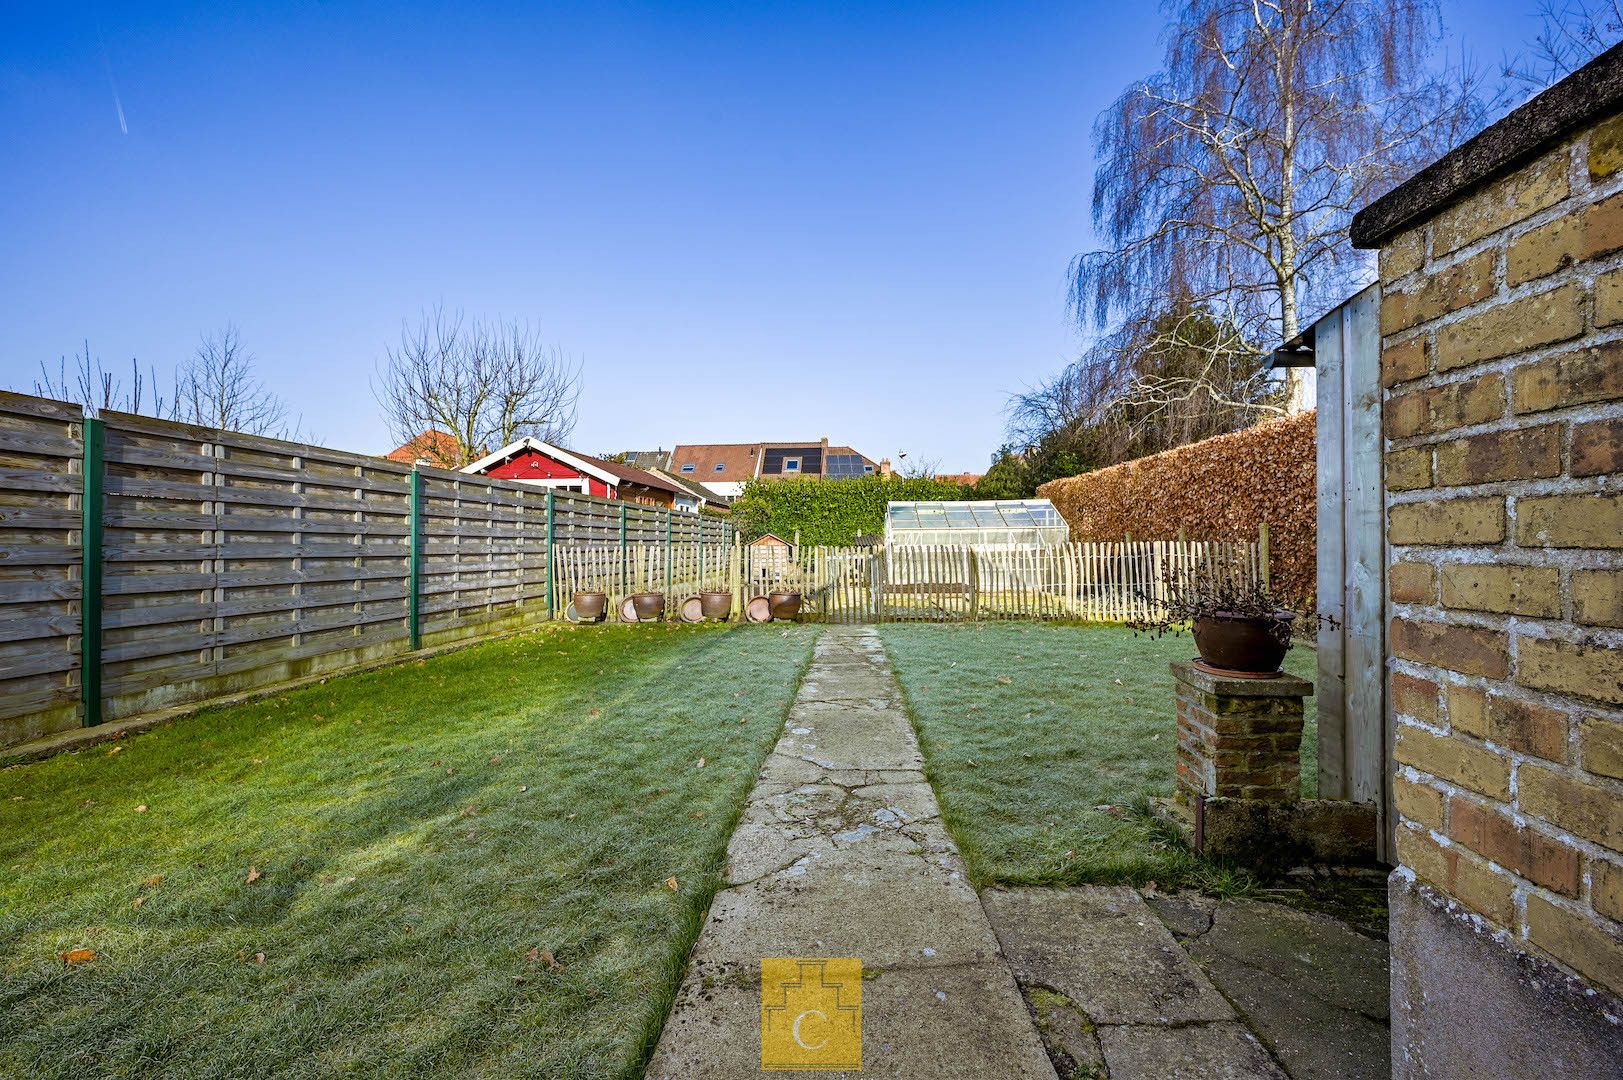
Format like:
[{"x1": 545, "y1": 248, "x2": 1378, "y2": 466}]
[
  {"x1": 749, "y1": 540, "x2": 1265, "y2": 625},
  {"x1": 551, "y1": 538, "x2": 1262, "y2": 625}
]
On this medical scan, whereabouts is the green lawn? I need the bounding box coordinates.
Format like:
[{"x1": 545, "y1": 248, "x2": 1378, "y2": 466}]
[
  {"x1": 0, "y1": 622, "x2": 818, "y2": 1079},
  {"x1": 880, "y1": 623, "x2": 1317, "y2": 889}
]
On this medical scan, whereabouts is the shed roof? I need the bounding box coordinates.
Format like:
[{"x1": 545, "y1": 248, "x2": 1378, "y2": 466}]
[{"x1": 1351, "y1": 42, "x2": 1623, "y2": 248}]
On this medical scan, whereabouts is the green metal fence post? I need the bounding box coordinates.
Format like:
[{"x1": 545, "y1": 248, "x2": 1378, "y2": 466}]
[
  {"x1": 409, "y1": 470, "x2": 423, "y2": 650},
  {"x1": 619, "y1": 504, "x2": 628, "y2": 600},
  {"x1": 80, "y1": 416, "x2": 104, "y2": 727},
  {"x1": 545, "y1": 489, "x2": 556, "y2": 618},
  {"x1": 665, "y1": 510, "x2": 673, "y2": 600}
]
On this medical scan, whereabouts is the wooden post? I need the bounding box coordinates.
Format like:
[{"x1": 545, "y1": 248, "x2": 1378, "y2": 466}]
[
  {"x1": 1258, "y1": 521, "x2": 1271, "y2": 592},
  {"x1": 967, "y1": 548, "x2": 980, "y2": 622},
  {"x1": 80, "y1": 416, "x2": 104, "y2": 727},
  {"x1": 408, "y1": 470, "x2": 421, "y2": 649},
  {"x1": 545, "y1": 489, "x2": 556, "y2": 618}
]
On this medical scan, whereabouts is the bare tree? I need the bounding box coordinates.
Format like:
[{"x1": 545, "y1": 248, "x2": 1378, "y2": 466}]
[
  {"x1": 1007, "y1": 304, "x2": 1284, "y2": 476},
  {"x1": 34, "y1": 341, "x2": 165, "y2": 417},
  {"x1": 374, "y1": 308, "x2": 582, "y2": 469},
  {"x1": 1074, "y1": 0, "x2": 1487, "y2": 348},
  {"x1": 171, "y1": 325, "x2": 298, "y2": 436},
  {"x1": 1504, "y1": 1, "x2": 1623, "y2": 92}
]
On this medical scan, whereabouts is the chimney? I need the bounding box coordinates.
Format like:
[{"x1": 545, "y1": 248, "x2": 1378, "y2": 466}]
[
  {"x1": 879, "y1": 457, "x2": 892, "y2": 480},
  {"x1": 820, "y1": 436, "x2": 829, "y2": 476}
]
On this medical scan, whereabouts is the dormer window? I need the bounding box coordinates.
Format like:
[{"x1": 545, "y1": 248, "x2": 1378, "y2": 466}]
[
  {"x1": 784, "y1": 458, "x2": 801, "y2": 473},
  {"x1": 714, "y1": 463, "x2": 726, "y2": 473},
  {"x1": 680, "y1": 463, "x2": 695, "y2": 473}
]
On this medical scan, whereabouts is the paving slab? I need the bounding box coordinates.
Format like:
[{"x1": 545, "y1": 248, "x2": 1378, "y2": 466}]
[
  {"x1": 646, "y1": 627, "x2": 1056, "y2": 1079},
  {"x1": 1095, "y1": 1022, "x2": 1287, "y2": 1080},
  {"x1": 1183, "y1": 898, "x2": 1391, "y2": 1080},
  {"x1": 983, "y1": 886, "x2": 1236, "y2": 1026}
]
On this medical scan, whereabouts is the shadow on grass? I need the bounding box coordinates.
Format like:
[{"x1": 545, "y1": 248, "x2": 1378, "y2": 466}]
[{"x1": 1, "y1": 622, "x2": 819, "y2": 1079}]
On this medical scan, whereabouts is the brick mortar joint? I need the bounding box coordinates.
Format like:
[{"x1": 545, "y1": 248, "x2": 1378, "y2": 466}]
[
  {"x1": 1387, "y1": 658, "x2": 1623, "y2": 724},
  {"x1": 1405, "y1": 809, "x2": 1623, "y2": 951},
  {"x1": 1380, "y1": 326, "x2": 1623, "y2": 402}
]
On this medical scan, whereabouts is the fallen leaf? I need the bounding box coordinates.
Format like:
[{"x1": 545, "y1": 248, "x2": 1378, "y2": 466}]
[
  {"x1": 131, "y1": 897, "x2": 145, "y2": 909},
  {"x1": 246, "y1": 866, "x2": 262, "y2": 884},
  {"x1": 134, "y1": 805, "x2": 148, "y2": 813},
  {"x1": 108, "y1": 746, "x2": 124, "y2": 756},
  {"x1": 1143, "y1": 880, "x2": 1159, "y2": 895},
  {"x1": 664, "y1": 877, "x2": 679, "y2": 892},
  {"x1": 524, "y1": 946, "x2": 540, "y2": 962},
  {"x1": 141, "y1": 874, "x2": 164, "y2": 888},
  {"x1": 253, "y1": 952, "x2": 265, "y2": 965},
  {"x1": 695, "y1": 758, "x2": 706, "y2": 769},
  {"x1": 966, "y1": 759, "x2": 979, "y2": 768},
  {"x1": 489, "y1": 754, "x2": 502, "y2": 765},
  {"x1": 460, "y1": 805, "x2": 478, "y2": 818},
  {"x1": 1063, "y1": 850, "x2": 1077, "y2": 861},
  {"x1": 519, "y1": 785, "x2": 529, "y2": 793},
  {"x1": 995, "y1": 675, "x2": 1013, "y2": 685},
  {"x1": 61, "y1": 949, "x2": 95, "y2": 964}
]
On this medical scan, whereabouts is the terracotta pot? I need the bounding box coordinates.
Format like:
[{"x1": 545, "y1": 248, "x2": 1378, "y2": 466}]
[
  {"x1": 573, "y1": 591, "x2": 608, "y2": 621},
  {"x1": 631, "y1": 591, "x2": 665, "y2": 621},
  {"x1": 768, "y1": 591, "x2": 802, "y2": 621},
  {"x1": 1191, "y1": 611, "x2": 1296, "y2": 674},
  {"x1": 700, "y1": 590, "x2": 733, "y2": 620}
]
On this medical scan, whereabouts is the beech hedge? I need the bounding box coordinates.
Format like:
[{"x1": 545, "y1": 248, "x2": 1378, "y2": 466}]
[
  {"x1": 1036, "y1": 412, "x2": 1317, "y2": 606},
  {"x1": 729, "y1": 475, "x2": 967, "y2": 546}
]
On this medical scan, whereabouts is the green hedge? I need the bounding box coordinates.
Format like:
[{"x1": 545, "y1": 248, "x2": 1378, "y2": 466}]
[{"x1": 729, "y1": 476, "x2": 967, "y2": 545}]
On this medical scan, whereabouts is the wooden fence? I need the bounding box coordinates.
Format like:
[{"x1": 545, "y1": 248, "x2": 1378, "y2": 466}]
[
  {"x1": 0, "y1": 391, "x2": 733, "y2": 751},
  {"x1": 0, "y1": 388, "x2": 1266, "y2": 752}
]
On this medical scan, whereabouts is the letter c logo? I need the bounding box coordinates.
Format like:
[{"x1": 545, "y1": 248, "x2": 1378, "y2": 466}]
[{"x1": 792, "y1": 1009, "x2": 828, "y2": 1050}]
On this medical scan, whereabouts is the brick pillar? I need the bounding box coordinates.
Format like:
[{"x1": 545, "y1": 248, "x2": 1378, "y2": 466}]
[{"x1": 1172, "y1": 660, "x2": 1312, "y2": 804}]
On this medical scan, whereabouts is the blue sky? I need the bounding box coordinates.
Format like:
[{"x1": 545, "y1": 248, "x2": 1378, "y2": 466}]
[{"x1": 1, "y1": 1, "x2": 1542, "y2": 471}]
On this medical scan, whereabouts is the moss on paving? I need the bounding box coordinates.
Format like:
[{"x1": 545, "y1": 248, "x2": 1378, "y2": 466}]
[
  {"x1": 0, "y1": 622, "x2": 818, "y2": 1079},
  {"x1": 879, "y1": 623, "x2": 1316, "y2": 890}
]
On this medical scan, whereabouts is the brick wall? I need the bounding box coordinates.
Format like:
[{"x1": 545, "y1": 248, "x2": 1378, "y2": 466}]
[{"x1": 1379, "y1": 118, "x2": 1623, "y2": 995}]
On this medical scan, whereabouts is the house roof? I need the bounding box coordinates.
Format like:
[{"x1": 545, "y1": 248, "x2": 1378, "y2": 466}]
[
  {"x1": 621, "y1": 449, "x2": 672, "y2": 471},
  {"x1": 1352, "y1": 41, "x2": 1623, "y2": 248},
  {"x1": 385, "y1": 429, "x2": 463, "y2": 466},
  {"x1": 668, "y1": 441, "x2": 876, "y2": 479},
  {"x1": 462, "y1": 437, "x2": 689, "y2": 497},
  {"x1": 647, "y1": 466, "x2": 729, "y2": 507}
]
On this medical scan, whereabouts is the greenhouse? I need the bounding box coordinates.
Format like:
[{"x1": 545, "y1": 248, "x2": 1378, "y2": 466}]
[{"x1": 884, "y1": 499, "x2": 1070, "y2": 549}]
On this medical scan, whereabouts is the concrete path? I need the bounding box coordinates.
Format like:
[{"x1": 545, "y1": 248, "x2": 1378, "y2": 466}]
[{"x1": 646, "y1": 627, "x2": 1057, "y2": 1079}]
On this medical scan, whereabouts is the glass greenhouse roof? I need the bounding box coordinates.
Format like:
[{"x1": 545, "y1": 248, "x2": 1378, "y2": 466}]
[{"x1": 885, "y1": 499, "x2": 1066, "y2": 531}]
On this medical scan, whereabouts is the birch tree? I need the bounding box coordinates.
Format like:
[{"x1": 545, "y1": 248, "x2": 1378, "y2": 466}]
[{"x1": 1075, "y1": 0, "x2": 1485, "y2": 349}]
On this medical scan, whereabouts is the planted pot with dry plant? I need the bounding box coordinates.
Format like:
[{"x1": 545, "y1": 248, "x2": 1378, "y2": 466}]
[{"x1": 1131, "y1": 569, "x2": 1328, "y2": 677}]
